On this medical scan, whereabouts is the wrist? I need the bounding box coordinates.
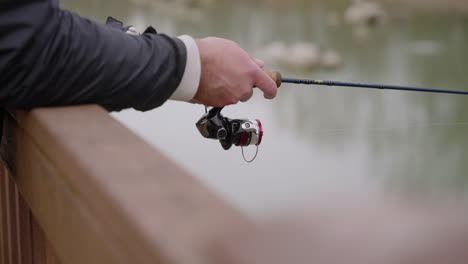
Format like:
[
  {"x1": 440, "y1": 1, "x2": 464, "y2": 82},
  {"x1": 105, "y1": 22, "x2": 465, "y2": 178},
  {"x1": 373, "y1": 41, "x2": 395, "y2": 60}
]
[{"x1": 169, "y1": 35, "x2": 201, "y2": 102}]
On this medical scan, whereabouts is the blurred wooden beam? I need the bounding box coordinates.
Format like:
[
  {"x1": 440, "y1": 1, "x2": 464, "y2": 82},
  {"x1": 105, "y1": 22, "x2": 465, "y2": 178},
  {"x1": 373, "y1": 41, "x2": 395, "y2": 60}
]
[{"x1": 7, "y1": 105, "x2": 252, "y2": 264}]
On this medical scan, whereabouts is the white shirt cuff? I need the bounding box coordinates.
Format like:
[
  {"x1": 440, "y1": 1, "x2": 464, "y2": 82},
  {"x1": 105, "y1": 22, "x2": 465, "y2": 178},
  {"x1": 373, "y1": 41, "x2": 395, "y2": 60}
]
[{"x1": 170, "y1": 35, "x2": 201, "y2": 101}]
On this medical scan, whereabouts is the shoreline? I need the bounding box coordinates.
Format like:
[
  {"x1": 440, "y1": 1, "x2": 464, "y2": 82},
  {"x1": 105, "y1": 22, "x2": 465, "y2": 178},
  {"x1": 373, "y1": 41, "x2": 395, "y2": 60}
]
[{"x1": 259, "y1": 0, "x2": 468, "y2": 12}]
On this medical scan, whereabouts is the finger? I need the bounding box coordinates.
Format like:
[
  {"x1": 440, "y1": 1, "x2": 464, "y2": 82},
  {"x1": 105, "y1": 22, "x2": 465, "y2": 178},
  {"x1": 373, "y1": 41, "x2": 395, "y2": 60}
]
[
  {"x1": 247, "y1": 53, "x2": 264, "y2": 67},
  {"x1": 255, "y1": 58, "x2": 265, "y2": 68},
  {"x1": 250, "y1": 56, "x2": 265, "y2": 68},
  {"x1": 240, "y1": 88, "x2": 254, "y2": 102},
  {"x1": 253, "y1": 68, "x2": 278, "y2": 99}
]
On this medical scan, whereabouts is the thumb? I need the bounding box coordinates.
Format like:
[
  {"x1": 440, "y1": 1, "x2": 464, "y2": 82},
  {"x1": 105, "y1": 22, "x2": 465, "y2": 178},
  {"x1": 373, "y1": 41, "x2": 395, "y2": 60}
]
[{"x1": 253, "y1": 68, "x2": 278, "y2": 99}]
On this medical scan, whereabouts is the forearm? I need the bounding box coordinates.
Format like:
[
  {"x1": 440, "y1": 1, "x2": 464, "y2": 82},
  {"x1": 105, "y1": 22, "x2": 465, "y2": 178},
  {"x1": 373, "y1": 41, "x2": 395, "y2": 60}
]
[{"x1": 0, "y1": 1, "x2": 187, "y2": 111}]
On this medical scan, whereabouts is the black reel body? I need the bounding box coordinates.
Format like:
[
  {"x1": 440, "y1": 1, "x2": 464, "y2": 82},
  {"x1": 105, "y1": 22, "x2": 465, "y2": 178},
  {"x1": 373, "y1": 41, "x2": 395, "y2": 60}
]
[{"x1": 196, "y1": 107, "x2": 263, "y2": 150}]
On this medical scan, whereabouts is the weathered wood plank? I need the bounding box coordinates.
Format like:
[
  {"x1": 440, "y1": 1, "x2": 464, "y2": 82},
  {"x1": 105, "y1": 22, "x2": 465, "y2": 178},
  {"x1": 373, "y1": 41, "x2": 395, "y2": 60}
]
[
  {"x1": 8, "y1": 179, "x2": 20, "y2": 264},
  {"x1": 0, "y1": 167, "x2": 7, "y2": 264},
  {"x1": 31, "y1": 215, "x2": 60, "y2": 264},
  {"x1": 4, "y1": 168, "x2": 13, "y2": 264},
  {"x1": 11, "y1": 105, "x2": 252, "y2": 264},
  {"x1": 0, "y1": 165, "x2": 34, "y2": 264},
  {"x1": 15, "y1": 125, "x2": 126, "y2": 264},
  {"x1": 31, "y1": 217, "x2": 46, "y2": 264},
  {"x1": 17, "y1": 194, "x2": 32, "y2": 264}
]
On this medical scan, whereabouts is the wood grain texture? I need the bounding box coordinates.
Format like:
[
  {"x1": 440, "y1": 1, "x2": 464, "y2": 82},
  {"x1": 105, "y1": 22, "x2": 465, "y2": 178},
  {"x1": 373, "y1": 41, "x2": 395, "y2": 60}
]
[
  {"x1": 17, "y1": 194, "x2": 32, "y2": 264},
  {"x1": 9, "y1": 105, "x2": 252, "y2": 264},
  {"x1": 31, "y1": 215, "x2": 60, "y2": 264},
  {"x1": 0, "y1": 133, "x2": 61, "y2": 264},
  {"x1": 0, "y1": 167, "x2": 7, "y2": 264},
  {"x1": 8, "y1": 173, "x2": 20, "y2": 264},
  {"x1": 15, "y1": 126, "x2": 125, "y2": 264},
  {"x1": 4, "y1": 167, "x2": 14, "y2": 264}
]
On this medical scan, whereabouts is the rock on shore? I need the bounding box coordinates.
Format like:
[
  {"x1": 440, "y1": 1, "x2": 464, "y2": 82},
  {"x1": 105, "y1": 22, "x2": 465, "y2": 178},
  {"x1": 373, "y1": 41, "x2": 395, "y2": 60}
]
[{"x1": 259, "y1": 41, "x2": 342, "y2": 70}]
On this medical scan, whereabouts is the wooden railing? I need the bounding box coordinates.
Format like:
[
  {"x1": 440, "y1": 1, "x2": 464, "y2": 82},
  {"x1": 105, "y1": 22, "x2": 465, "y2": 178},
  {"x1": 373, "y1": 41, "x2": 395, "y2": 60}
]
[
  {"x1": 0, "y1": 105, "x2": 253, "y2": 264},
  {"x1": 5, "y1": 105, "x2": 468, "y2": 264}
]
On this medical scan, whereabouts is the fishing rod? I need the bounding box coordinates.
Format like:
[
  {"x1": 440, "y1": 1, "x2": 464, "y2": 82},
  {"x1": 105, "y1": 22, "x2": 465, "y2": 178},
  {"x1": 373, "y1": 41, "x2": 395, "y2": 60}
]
[
  {"x1": 196, "y1": 70, "x2": 468, "y2": 162},
  {"x1": 264, "y1": 70, "x2": 468, "y2": 95}
]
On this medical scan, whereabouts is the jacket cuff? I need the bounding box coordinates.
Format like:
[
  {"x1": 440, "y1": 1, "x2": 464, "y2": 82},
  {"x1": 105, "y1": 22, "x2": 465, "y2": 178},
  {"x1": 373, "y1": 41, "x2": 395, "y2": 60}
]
[{"x1": 170, "y1": 35, "x2": 201, "y2": 101}]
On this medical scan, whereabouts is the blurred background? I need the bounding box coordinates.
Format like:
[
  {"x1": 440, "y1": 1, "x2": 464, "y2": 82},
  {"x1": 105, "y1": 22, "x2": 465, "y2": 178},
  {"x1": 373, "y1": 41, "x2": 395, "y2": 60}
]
[{"x1": 62, "y1": 0, "x2": 468, "y2": 217}]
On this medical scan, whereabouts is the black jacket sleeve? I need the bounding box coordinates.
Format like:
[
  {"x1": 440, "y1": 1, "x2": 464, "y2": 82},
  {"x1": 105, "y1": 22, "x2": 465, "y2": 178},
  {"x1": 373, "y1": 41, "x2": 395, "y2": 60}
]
[{"x1": 0, "y1": 0, "x2": 187, "y2": 111}]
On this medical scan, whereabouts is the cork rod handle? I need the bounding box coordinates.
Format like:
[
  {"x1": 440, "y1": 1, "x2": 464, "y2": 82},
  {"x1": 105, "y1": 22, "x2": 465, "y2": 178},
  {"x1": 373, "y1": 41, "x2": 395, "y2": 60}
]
[{"x1": 264, "y1": 70, "x2": 282, "y2": 88}]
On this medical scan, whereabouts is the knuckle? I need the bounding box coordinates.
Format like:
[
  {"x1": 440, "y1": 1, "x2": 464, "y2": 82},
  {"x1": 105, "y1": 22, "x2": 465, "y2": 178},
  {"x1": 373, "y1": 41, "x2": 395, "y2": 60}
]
[
  {"x1": 241, "y1": 88, "x2": 253, "y2": 98},
  {"x1": 228, "y1": 97, "x2": 239, "y2": 105},
  {"x1": 245, "y1": 66, "x2": 258, "y2": 78}
]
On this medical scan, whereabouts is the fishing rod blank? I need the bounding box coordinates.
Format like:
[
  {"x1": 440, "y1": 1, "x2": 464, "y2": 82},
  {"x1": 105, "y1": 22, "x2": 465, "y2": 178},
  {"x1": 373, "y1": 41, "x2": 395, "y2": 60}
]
[{"x1": 264, "y1": 70, "x2": 468, "y2": 95}]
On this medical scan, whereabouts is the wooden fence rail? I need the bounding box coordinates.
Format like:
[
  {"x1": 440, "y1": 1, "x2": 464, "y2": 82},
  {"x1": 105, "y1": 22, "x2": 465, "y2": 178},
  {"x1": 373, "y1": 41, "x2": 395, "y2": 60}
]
[
  {"x1": 3, "y1": 105, "x2": 468, "y2": 264},
  {"x1": 0, "y1": 105, "x2": 253, "y2": 264}
]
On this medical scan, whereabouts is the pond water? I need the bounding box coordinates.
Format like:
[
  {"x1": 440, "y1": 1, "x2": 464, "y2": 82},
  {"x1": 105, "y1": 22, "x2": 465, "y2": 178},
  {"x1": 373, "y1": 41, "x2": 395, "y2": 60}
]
[{"x1": 62, "y1": 0, "x2": 468, "y2": 216}]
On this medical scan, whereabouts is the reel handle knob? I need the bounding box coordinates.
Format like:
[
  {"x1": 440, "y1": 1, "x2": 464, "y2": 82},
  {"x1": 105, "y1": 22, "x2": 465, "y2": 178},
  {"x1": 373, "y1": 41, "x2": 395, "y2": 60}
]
[{"x1": 264, "y1": 70, "x2": 282, "y2": 88}]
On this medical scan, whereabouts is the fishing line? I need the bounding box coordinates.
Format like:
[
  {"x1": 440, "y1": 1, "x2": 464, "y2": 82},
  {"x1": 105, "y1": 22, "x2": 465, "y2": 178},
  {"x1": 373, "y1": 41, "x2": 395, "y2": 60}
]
[{"x1": 241, "y1": 145, "x2": 259, "y2": 163}]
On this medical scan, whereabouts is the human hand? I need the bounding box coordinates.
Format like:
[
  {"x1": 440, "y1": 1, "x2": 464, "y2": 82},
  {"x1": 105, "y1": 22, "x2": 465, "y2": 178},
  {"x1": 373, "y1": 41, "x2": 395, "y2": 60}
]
[{"x1": 192, "y1": 37, "x2": 278, "y2": 107}]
